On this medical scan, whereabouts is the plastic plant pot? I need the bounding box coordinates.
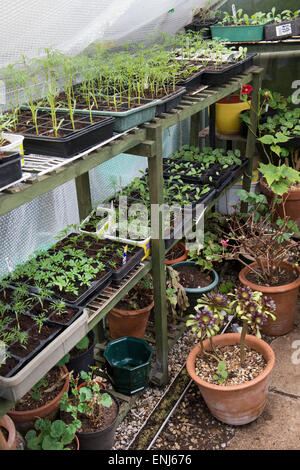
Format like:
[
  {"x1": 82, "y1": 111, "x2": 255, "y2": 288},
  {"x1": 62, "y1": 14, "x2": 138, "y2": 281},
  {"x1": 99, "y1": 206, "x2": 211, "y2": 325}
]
[
  {"x1": 171, "y1": 261, "x2": 219, "y2": 314},
  {"x1": 104, "y1": 336, "x2": 153, "y2": 395},
  {"x1": 210, "y1": 23, "x2": 269, "y2": 42},
  {"x1": 215, "y1": 94, "x2": 251, "y2": 135}
]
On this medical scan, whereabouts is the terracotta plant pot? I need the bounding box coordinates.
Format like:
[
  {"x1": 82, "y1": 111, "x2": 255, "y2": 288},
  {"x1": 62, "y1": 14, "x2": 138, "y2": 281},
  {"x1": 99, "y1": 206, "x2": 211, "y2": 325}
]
[
  {"x1": 165, "y1": 241, "x2": 188, "y2": 266},
  {"x1": 107, "y1": 299, "x2": 154, "y2": 339},
  {"x1": 239, "y1": 262, "x2": 300, "y2": 336},
  {"x1": 260, "y1": 177, "x2": 300, "y2": 231},
  {"x1": 186, "y1": 333, "x2": 275, "y2": 425},
  {"x1": 8, "y1": 366, "x2": 69, "y2": 433},
  {"x1": 0, "y1": 415, "x2": 16, "y2": 450}
]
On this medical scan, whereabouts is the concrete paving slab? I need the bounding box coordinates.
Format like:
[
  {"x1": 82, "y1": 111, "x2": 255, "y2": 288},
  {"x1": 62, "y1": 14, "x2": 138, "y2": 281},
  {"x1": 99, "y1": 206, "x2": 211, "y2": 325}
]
[
  {"x1": 226, "y1": 391, "x2": 300, "y2": 450},
  {"x1": 269, "y1": 327, "x2": 300, "y2": 396}
]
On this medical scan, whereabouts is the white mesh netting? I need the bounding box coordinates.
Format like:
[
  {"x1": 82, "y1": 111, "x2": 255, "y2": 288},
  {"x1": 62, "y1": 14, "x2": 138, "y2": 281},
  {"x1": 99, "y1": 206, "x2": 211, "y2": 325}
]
[
  {"x1": 0, "y1": 0, "x2": 210, "y2": 68},
  {"x1": 0, "y1": 0, "x2": 198, "y2": 277}
]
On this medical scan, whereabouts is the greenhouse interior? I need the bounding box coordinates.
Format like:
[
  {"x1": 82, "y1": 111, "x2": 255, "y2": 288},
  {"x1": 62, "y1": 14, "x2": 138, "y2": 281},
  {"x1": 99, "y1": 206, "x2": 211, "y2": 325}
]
[{"x1": 0, "y1": 0, "x2": 300, "y2": 454}]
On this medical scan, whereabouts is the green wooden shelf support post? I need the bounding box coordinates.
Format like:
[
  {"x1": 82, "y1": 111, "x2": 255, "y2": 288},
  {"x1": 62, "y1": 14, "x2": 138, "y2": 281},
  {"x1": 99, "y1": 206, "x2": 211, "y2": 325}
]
[
  {"x1": 146, "y1": 122, "x2": 169, "y2": 387},
  {"x1": 75, "y1": 171, "x2": 92, "y2": 221},
  {"x1": 241, "y1": 67, "x2": 263, "y2": 214}
]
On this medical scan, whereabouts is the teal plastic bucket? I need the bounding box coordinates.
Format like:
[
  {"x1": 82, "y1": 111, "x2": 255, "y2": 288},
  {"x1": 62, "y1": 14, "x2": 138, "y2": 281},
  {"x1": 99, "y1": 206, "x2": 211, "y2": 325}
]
[
  {"x1": 172, "y1": 261, "x2": 219, "y2": 314},
  {"x1": 104, "y1": 336, "x2": 153, "y2": 395},
  {"x1": 210, "y1": 23, "x2": 268, "y2": 42}
]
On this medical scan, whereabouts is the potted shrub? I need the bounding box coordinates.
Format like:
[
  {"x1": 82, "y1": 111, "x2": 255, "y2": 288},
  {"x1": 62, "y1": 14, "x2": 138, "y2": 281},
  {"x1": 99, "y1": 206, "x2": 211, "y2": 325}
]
[
  {"x1": 60, "y1": 370, "x2": 119, "y2": 450},
  {"x1": 7, "y1": 365, "x2": 69, "y2": 433},
  {"x1": 107, "y1": 276, "x2": 154, "y2": 339},
  {"x1": 224, "y1": 206, "x2": 300, "y2": 336},
  {"x1": 0, "y1": 414, "x2": 17, "y2": 450},
  {"x1": 25, "y1": 417, "x2": 79, "y2": 450},
  {"x1": 186, "y1": 286, "x2": 276, "y2": 425}
]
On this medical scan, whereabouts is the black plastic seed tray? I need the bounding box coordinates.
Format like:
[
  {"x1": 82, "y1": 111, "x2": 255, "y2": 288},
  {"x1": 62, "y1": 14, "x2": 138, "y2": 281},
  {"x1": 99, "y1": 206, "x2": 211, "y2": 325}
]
[
  {"x1": 201, "y1": 53, "x2": 257, "y2": 86},
  {"x1": 21, "y1": 115, "x2": 115, "y2": 158},
  {"x1": 155, "y1": 87, "x2": 187, "y2": 116}
]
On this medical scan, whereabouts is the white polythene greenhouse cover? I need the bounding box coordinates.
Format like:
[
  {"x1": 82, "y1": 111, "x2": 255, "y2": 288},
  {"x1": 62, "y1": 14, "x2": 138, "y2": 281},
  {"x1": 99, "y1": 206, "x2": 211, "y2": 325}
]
[{"x1": 0, "y1": 0, "x2": 209, "y2": 67}]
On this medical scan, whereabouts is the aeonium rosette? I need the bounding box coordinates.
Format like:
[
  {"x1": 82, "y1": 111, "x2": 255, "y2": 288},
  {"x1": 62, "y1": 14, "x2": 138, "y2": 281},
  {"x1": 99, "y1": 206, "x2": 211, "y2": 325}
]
[{"x1": 186, "y1": 287, "x2": 276, "y2": 367}]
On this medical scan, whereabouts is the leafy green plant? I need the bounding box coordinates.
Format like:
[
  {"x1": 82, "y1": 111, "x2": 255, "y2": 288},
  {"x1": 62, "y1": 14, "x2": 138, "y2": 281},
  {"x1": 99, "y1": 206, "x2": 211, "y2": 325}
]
[
  {"x1": 60, "y1": 370, "x2": 113, "y2": 431},
  {"x1": 213, "y1": 361, "x2": 228, "y2": 384},
  {"x1": 25, "y1": 418, "x2": 77, "y2": 450},
  {"x1": 0, "y1": 114, "x2": 15, "y2": 147}
]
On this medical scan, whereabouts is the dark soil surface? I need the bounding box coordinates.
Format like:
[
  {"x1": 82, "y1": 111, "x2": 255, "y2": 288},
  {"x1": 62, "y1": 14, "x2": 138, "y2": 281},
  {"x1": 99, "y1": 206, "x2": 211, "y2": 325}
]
[
  {"x1": 175, "y1": 265, "x2": 213, "y2": 289},
  {"x1": 9, "y1": 336, "x2": 41, "y2": 358},
  {"x1": 0, "y1": 357, "x2": 19, "y2": 376},
  {"x1": 246, "y1": 266, "x2": 298, "y2": 287},
  {"x1": 13, "y1": 366, "x2": 66, "y2": 411},
  {"x1": 115, "y1": 282, "x2": 153, "y2": 310},
  {"x1": 165, "y1": 243, "x2": 185, "y2": 261},
  {"x1": 151, "y1": 381, "x2": 235, "y2": 450}
]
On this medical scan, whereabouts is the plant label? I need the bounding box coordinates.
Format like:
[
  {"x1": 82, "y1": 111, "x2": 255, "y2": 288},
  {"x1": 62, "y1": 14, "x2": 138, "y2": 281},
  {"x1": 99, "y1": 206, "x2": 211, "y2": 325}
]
[
  {"x1": 5, "y1": 258, "x2": 13, "y2": 273},
  {"x1": 232, "y1": 4, "x2": 237, "y2": 18},
  {"x1": 276, "y1": 23, "x2": 292, "y2": 37}
]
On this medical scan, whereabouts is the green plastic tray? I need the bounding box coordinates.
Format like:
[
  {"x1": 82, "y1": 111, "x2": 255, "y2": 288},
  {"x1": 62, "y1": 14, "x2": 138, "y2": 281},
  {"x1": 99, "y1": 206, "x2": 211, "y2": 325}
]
[{"x1": 210, "y1": 23, "x2": 270, "y2": 42}]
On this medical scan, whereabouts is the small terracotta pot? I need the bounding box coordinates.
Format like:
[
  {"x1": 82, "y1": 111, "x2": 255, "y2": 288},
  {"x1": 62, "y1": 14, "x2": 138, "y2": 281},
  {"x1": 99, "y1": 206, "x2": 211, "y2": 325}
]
[
  {"x1": 8, "y1": 366, "x2": 69, "y2": 433},
  {"x1": 186, "y1": 333, "x2": 275, "y2": 425},
  {"x1": 107, "y1": 299, "x2": 154, "y2": 339},
  {"x1": 260, "y1": 177, "x2": 300, "y2": 231},
  {"x1": 0, "y1": 415, "x2": 16, "y2": 450},
  {"x1": 239, "y1": 261, "x2": 300, "y2": 336},
  {"x1": 165, "y1": 241, "x2": 188, "y2": 266}
]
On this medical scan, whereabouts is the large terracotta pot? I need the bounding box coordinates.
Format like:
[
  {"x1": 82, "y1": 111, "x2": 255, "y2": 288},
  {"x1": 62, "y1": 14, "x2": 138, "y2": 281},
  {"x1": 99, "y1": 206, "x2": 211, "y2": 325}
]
[
  {"x1": 107, "y1": 299, "x2": 154, "y2": 339},
  {"x1": 165, "y1": 241, "x2": 188, "y2": 266},
  {"x1": 260, "y1": 177, "x2": 300, "y2": 231},
  {"x1": 239, "y1": 262, "x2": 300, "y2": 336},
  {"x1": 0, "y1": 414, "x2": 16, "y2": 450},
  {"x1": 8, "y1": 366, "x2": 69, "y2": 433},
  {"x1": 186, "y1": 333, "x2": 275, "y2": 425}
]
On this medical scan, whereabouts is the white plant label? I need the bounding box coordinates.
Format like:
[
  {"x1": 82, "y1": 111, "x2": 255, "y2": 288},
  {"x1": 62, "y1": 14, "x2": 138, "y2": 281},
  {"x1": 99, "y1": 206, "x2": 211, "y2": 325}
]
[
  {"x1": 276, "y1": 23, "x2": 292, "y2": 36},
  {"x1": 5, "y1": 257, "x2": 13, "y2": 273},
  {"x1": 232, "y1": 4, "x2": 237, "y2": 18}
]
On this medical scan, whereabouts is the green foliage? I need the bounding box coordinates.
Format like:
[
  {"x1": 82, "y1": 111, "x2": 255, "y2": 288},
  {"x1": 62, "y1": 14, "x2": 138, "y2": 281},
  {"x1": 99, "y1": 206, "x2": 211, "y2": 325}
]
[
  {"x1": 25, "y1": 418, "x2": 77, "y2": 450},
  {"x1": 60, "y1": 370, "x2": 113, "y2": 430},
  {"x1": 213, "y1": 361, "x2": 228, "y2": 384},
  {"x1": 259, "y1": 163, "x2": 300, "y2": 195}
]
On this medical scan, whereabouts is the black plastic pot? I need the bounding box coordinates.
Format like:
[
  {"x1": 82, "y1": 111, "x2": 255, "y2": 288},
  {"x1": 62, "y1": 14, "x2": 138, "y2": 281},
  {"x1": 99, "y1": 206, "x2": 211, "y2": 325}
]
[
  {"x1": 155, "y1": 87, "x2": 187, "y2": 116},
  {"x1": 66, "y1": 330, "x2": 95, "y2": 378},
  {"x1": 201, "y1": 53, "x2": 257, "y2": 86},
  {"x1": 185, "y1": 19, "x2": 218, "y2": 38},
  {"x1": 0, "y1": 152, "x2": 22, "y2": 188},
  {"x1": 76, "y1": 390, "x2": 119, "y2": 450},
  {"x1": 21, "y1": 115, "x2": 115, "y2": 158}
]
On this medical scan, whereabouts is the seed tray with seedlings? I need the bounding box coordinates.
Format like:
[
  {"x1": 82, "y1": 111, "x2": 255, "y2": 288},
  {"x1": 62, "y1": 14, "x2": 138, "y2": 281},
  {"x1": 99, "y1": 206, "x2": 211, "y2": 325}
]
[
  {"x1": 45, "y1": 231, "x2": 145, "y2": 282},
  {"x1": 0, "y1": 284, "x2": 65, "y2": 378},
  {"x1": 6, "y1": 236, "x2": 113, "y2": 306}
]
